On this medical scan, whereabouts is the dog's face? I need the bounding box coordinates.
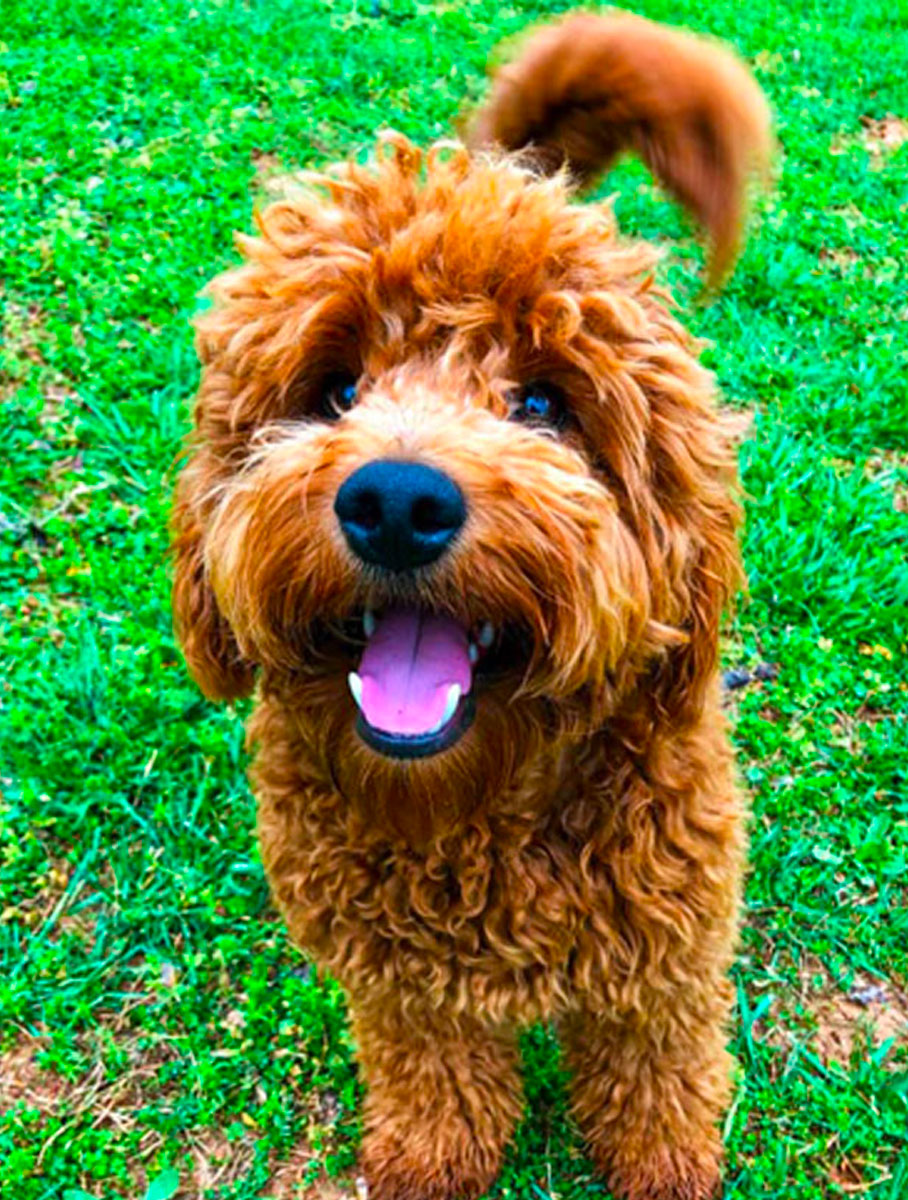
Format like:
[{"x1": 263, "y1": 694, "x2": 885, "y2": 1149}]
[{"x1": 173, "y1": 137, "x2": 740, "y2": 799}]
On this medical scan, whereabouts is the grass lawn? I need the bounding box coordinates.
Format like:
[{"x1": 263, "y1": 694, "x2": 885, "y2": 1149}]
[{"x1": 1, "y1": 0, "x2": 907, "y2": 1197}]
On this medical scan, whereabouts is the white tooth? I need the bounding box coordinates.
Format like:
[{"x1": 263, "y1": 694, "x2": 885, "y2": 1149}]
[
  {"x1": 468, "y1": 642, "x2": 479, "y2": 665},
  {"x1": 439, "y1": 683, "x2": 461, "y2": 729},
  {"x1": 348, "y1": 672, "x2": 364, "y2": 709},
  {"x1": 478, "y1": 621, "x2": 495, "y2": 649},
  {"x1": 363, "y1": 609, "x2": 376, "y2": 638}
]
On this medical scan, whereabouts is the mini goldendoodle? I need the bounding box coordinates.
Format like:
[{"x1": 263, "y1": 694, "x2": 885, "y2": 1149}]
[{"x1": 172, "y1": 13, "x2": 770, "y2": 1199}]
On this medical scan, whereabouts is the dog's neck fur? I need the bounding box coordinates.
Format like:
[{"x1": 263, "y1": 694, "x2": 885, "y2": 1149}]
[{"x1": 250, "y1": 671, "x2": 706, "y2": 852}]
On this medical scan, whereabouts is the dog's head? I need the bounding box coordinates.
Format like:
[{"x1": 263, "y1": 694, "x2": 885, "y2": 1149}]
[{"x1": 172, "y1": 15, "x2": 767, "y2": 815}]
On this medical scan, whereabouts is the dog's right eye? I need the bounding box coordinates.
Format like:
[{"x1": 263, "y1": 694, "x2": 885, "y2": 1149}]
[
  {"x1": 508, "y1": 381, "x2": 567, "y2": 429},
  {"x1": 319, "y1": 373, "x2": 359, "y2": 420}
]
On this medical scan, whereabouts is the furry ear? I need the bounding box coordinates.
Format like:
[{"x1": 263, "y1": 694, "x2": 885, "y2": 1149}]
[
  {"x1": 171, "y1": 447, "x2": 256, "y2": 702},
  {"x1": 651, "y1": 536, "x2": 741, "y2": 722},
  {"x1": 645, "y1": 407, "x2": 746, "y2": 722},
  {"x1": 467, "y1": 12, "x2": 772, "y2": 285}
]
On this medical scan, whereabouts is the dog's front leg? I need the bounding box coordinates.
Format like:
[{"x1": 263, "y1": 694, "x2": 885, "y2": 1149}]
[
  {"x1": 563, "y1": 985, "x2": 732, "y2": 1199},
  {"x1": 349, "y1": 1000, "x2": 523, "y2": 1200},
  {"x1": 563, "y1": 973, "x2": 733, "y2": 1200},
  {"x1": 559, "y1": 706, "x2": 744, "y2": 1200}
]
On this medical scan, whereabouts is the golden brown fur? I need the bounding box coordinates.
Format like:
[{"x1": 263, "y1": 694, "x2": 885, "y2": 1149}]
[
  {"x1": 172, "y1": 13, "x2": 769, "y2": 1200},
  {"x1": 468, "y1": 12, "x2": 771, "y2": 285}
]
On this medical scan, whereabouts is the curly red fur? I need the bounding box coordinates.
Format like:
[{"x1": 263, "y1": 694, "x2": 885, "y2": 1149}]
[
  {"x1": 171, "y1": 15, "x2": 766, "y2": 1199},
  {"x1": 467, "y1": 11, "x2": 772, "y2": 285}
]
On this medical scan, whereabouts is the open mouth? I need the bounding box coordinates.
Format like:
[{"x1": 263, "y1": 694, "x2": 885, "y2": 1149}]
[{"x1": 346, "y1": 608, "x2": 497, "y2": 760}]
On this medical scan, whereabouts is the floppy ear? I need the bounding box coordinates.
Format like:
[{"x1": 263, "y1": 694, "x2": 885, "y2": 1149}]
[
  {"x1": 171, "y1": 443, "x2": 256, "y2": 702},
  {"x1": 650, "y1": 534, "x2": 741, "y2": 722},
  {"x1": 467, "y1": 12, "x2": 772, "y2": 285},
  {"x1": 644, "y1": 408, "x2": 746, "y2": 721}
]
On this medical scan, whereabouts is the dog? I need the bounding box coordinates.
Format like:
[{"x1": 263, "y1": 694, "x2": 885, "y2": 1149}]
[{"x1": 171, "y1": 12, "x2": 770, "y2": 1200}]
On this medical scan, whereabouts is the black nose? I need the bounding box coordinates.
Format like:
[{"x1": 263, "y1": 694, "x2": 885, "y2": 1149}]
[{"x1": 334, "y1": 459, "x2": 466, "y2": 572}]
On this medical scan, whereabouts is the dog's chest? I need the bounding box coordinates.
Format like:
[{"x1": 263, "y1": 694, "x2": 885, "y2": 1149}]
[{"x1": 287, "y1": 813, "x2": 611, "y2": 1020}]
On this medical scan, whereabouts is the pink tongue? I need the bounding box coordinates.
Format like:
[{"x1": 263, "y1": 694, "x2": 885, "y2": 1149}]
[{"x1": 358, "y1": 609, "x2": 472, "y2": 736}]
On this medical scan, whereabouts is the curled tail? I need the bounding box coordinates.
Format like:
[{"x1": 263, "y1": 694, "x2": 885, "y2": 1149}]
[{"x1": 466, "y1": 12, "x2": 772, "y2": 285}]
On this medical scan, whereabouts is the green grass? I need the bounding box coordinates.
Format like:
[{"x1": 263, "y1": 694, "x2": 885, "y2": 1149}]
[{"x1": 1, "y1": 0, "x2": 906, "y2": 1197}]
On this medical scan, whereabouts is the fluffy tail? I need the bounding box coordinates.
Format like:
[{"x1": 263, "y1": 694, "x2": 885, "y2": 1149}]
[{"x1": 466, "y1": 12, "x2": 772, "y2": 285}]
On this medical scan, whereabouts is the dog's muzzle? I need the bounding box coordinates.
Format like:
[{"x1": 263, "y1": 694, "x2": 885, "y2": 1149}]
[{"x1": 333, "y1": 459, "x2": 476, "y2": 759}]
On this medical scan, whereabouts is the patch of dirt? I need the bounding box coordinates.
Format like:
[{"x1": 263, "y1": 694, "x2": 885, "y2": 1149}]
[
  {"x1": 754, "y1": 959, "x2": 908, "y2": 1074},
  {"x1": 38, "y1": 380, "x2": 79, "y2": 430},
  {"x1": 718, "y1": 404, "x2": 755, "y2": 446},
  {"x1": 860, "y1": 114, "x2": 908, "y2": 157},
  {"x1": 830, "y1": 115, "x2": 908, "y2": 167},
  {"x1": 817, "y1": 245, "x2": 882, "y2": 282},
  {"x1": 786, "y1": 962, "x2": 908, "y2": 1068},
  {"x1": 251, "y1": 149, "x2": 290, "y2": 197},
  {"x1": 864, "y1": 449, "x2": 908, "y2": 476},
  {"x1": 185, "y1": 1126, "x2": 262, "y2": 1197},
  {"x1": 830, "y1": 706, "x2": 905, "y2": 756},
  {"x1": 1, "y1": 298, "x2": 50, "y2": 400},
  {"x1": 1, "y1": 1021, "x2": 351, "y2": 1199},
  {"x1": 259, "y1": 1083, "x2": 358, "y2": 1198},
  {"x1": 252, "y1": 149, "x2": 282, "y2": 174},
  {"x1": 865, "y1": 450, "x2": 908, "y2": 515},
  {"x1": 811, "y1": 976, "x2": 908, "y2": 1067},
  {"x1": 819, "y1": 246, "x2": 860, "y2": 270},
  {"x1": 0, "y1": 1029, "x2": 264, "y2": 1196},
  {"x1": 1, "y1": 298, "x2": 48, "y2": 360},
  {"x1": 0, "y1": 296, "x2": 80, "y2": 434},
  {"x1": 0, "y1": 1036, "x2": 61, "y2": 1111},
  {"x1": 262, "y1": 1145, "x2": 361, "y2": 1199},
  {"x1": 261, "y1": 1145, "x2": 311, "y2": 1199}
]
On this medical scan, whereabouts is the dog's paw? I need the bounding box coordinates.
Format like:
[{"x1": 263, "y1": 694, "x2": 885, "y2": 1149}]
[
  {"x1": 602, "y1": 1145, "x2": 722, "y2": 1200},
  {"x1": 360, "y1": 1125, "x2": 501, "y2": 1200}
]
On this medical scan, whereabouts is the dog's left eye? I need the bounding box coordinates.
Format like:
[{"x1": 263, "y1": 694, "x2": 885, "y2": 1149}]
[
  {"x1": 508, "y1": 381, "x2": 566, "y2": 428},
  {"x1": 320, "y1": 373, "x2": 359, "y2": 420}
]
